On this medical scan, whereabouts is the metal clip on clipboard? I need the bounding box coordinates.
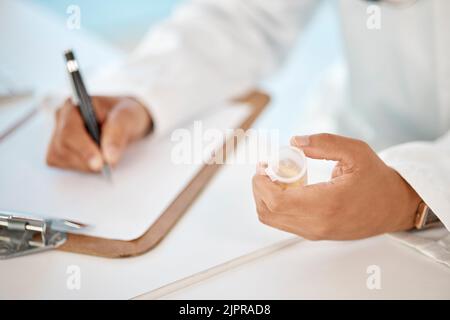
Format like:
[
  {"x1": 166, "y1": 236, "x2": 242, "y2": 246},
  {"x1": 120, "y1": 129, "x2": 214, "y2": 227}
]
[{"x1": 0, "y1": 211, "x2": 85, "y2": 259}]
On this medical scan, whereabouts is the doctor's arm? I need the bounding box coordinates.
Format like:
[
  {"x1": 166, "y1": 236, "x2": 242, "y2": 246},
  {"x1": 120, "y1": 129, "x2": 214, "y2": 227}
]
[
  {"x1": 47, "y1": 0, "x2": 319, "y2": 172},
  {"x1": 379, "y1": 132, "x2": 450, "y2": 232}
]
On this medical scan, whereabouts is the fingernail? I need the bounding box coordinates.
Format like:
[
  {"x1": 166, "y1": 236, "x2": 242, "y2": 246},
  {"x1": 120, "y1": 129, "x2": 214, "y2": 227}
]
[
  {"x1": 256, "y1": 162, "x2": 268, "y2": 175},
  {"x1": 291, "y1": 135, "x2": 310, "y2": 147},
  {"x1": 104, "y1": 145, "x2": 119, "y2": 164},
  {"x1": 88, "y1": 156, "x2": 103, "y2": 171}
]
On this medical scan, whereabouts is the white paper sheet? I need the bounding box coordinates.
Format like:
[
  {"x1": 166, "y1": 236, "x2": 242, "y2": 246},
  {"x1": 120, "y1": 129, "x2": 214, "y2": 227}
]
[{"x1": 0, "y1": 103, "x2": 252, "y2": 240}]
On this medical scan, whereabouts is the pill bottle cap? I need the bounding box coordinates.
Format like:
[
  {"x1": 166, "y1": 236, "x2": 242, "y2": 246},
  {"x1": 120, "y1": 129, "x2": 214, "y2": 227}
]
[{"x1": 265, "y1": 146, "x2": 307, "y2": 184}]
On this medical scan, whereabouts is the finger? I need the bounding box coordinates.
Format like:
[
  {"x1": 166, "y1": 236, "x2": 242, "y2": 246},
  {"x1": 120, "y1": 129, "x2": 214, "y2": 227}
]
[
  {"x1": 252, "y1": 174, "x2": 338, "y2": 216},
  {"x1": 52, "y1": 100, "x2": 104, "y2": 171},
  {"x1": 62, "y1": 131, "x2": 104, "y2": 171},
  {"x1": 256, "y1": 199, "x2": 317, "y2": 239},
  {"x1": 255, "y1": 162, "x2": 268, "y2": 175},
  {"x1": 90, "y1": 96, "x2": 119, "y2": 123},
  {"x1": 47, "y1": 143, "x2": 94, "y2": 172},
  {"x1": 253, "y1": 174, "x2": 309, "y2": 214},
  {"x1": 101, "y1": 98, "x2": 152, "y2": 165},
  {"x1": 252, "y1": 174, "x2": 285, "y2": 210},
  {"x1": 290, "y1": 133, "x2": 364, "y2": 162},
  {"x1": 100, "y1": 107, "x2": 132, "y2": 166}
]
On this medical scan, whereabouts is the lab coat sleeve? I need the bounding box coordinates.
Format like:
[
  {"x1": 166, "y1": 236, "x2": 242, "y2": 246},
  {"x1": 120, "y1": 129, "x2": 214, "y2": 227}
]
[
  {"x1": 90, "y1": 0, "x2": 319, "y2": 135},
  {"x1": 379, "y1": 131, "x2": 450, "y2": 231}
]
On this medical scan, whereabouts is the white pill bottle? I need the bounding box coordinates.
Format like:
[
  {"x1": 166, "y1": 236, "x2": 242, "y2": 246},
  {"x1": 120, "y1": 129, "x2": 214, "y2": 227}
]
[{"x1": 265, "y1": 146, "x2": 308, "y2": 189}]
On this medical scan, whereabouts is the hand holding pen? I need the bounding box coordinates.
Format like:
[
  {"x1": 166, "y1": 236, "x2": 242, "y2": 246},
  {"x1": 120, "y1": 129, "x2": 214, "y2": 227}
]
[{"x1": 46, "y1": 50, "x2": 152, "y2": 175}]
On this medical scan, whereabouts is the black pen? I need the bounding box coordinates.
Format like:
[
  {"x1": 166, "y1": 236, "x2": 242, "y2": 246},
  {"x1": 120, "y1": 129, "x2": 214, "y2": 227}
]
[{"x1": 64, "y1": 49, "x2": 112, "y2": 181}]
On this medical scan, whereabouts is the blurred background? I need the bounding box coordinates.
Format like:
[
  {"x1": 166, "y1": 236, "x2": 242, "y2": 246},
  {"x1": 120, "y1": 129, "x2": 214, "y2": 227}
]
[
  {"x1": 34, "y1": 0, "x2": 183, "y2": 51},
  {"x1": 2, "y1": 0, "x2": 343, "y2": 141}
]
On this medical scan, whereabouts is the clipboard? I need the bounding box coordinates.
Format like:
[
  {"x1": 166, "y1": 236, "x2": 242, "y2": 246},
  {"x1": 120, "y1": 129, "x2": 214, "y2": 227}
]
[{"x1": 0, "y1": 91, "x2": 269, "y2": 259}]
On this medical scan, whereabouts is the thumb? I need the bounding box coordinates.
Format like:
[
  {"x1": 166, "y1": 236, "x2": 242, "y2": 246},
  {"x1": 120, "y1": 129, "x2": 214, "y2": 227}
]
[{"x1": 290, "y1": 133, "x2": 360, "y2": 162}]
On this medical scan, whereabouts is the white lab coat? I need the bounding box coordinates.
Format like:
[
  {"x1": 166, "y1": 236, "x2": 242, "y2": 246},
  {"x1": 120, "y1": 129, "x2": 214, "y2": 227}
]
[{"x1": 92, "y1": 0, "x2": 450, "y2": 241}]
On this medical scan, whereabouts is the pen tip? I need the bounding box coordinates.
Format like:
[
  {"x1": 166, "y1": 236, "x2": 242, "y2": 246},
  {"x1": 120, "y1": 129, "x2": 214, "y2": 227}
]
[{"x1": 101, "y1": 164, "x2": 113, "y2": 183}]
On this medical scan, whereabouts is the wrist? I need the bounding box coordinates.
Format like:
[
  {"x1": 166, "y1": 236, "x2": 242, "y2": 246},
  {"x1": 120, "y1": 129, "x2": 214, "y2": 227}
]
[
  {"x1": 389, "y1": 168, "x2": 422, "y2": 232},
  {"x1": 401, "y1": 180, "x2": 422, "y2": 231}
]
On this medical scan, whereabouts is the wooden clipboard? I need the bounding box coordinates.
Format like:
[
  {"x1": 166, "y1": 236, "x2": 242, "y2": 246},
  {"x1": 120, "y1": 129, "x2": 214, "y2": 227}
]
[{"x1": 57, "y1": 91, "x2": 269, "y2": 258}]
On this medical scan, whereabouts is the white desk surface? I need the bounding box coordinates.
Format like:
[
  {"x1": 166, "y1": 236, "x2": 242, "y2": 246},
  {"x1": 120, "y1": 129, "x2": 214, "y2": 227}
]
[
  {"x1": 157, "y1": 236, "x2": 450, "y2": 300},
  {"x1": 1, "y1": 0, "x2": 449, "y2": 300}
]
